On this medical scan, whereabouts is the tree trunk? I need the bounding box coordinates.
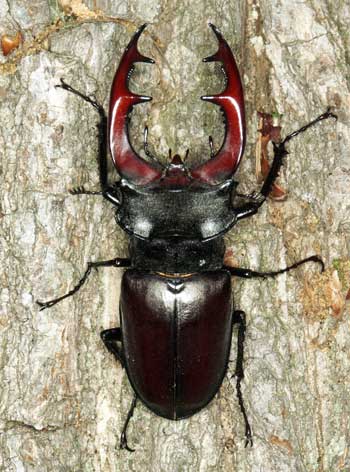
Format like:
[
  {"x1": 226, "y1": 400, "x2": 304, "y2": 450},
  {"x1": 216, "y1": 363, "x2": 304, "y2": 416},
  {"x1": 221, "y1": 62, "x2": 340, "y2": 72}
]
[{"x1": 1, "y1": 1, "x2": 348, "y2": 471}]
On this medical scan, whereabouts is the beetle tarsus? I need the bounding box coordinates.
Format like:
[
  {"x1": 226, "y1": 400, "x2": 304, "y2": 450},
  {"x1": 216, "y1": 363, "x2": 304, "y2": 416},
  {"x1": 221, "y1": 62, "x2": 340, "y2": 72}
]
[
  {"x1": 120, "y1": 396, "x2": 137, "y2": 453},
  {"x1": 236, "y1": 378, "x2": 253, "y2": 448},
  {"x1": 56, "y1": 78, "x2": 104, "y2": 115},
  {"x1": 282, "y1": 108, "x2": 337, "y2": 146},
  {"x1": 69, "y1": 186, "x2": 103, "y2": 196},
  {"x1": 36, "y1": 258, "x2": 131, "y2": 310}
]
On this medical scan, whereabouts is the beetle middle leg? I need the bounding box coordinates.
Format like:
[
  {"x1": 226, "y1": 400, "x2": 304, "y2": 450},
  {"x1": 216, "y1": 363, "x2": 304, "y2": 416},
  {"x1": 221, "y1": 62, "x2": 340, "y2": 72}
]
[
  {"x1": 36, "y1": 257, "x2": 130, "y2": 310},
  {"x1": 232, "y1": 309, "x2": 253, "y2": 447},
  {"x1": 119, "y1": 395, "x2": 138, "y2": 452},
  {"x1": 235, "y1": 108, "x2": 337, "y2": 221},
  {"x1": 225, "y1": 254, "x2": 324, "y2": 279}
]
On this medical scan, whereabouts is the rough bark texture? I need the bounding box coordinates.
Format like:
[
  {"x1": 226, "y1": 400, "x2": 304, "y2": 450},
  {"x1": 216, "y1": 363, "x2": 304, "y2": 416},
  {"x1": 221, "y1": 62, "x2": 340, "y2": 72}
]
[{"x1": 0, "y1": 1, "x2": 348, "y2": 471}]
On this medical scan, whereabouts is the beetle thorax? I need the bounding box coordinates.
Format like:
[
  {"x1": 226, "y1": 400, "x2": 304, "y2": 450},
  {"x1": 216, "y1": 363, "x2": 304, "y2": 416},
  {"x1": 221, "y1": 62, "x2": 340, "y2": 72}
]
[{"x1": 116, "y1": 178, "x2": 238, "y2": 241}]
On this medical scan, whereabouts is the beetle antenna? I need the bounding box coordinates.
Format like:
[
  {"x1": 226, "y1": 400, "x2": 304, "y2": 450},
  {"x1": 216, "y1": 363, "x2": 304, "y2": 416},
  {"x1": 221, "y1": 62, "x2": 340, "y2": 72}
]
[
  {"x1": 120, "y1": 395, "x2": 138, "y2": 452},
  {"x1": 143, "y1": 126, "x2": 164, "y2": 167},
  {"x1": 208, "y1": 135, "x2": 214, "y2": 158},
  {"x1": 184, "y1": 149, "x2": 189, "y2": 161}
]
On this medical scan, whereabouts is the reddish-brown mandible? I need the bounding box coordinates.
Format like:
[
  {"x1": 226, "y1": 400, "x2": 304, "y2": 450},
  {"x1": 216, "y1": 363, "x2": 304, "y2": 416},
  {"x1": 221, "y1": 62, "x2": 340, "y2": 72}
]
[{"x1": 108, "y1": 23, "x2": 245, "y2": 186}]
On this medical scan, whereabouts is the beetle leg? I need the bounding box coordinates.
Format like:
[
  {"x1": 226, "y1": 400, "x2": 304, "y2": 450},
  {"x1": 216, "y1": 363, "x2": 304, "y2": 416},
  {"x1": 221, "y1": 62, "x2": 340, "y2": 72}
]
[
  {"x1": 56, "y1": 78, "x2": 113, "y2": 197},
  {"x1": 120, "y1": 395, "x2": 138, "y2": 452},
  {"x1": 101, "y1": 333, "x2": 139, "y2": 450},
  {"x1": 232, "y1": 310, "x2": 253, "y2": 447},
  {"x1": 68, "y1": 186, "x2": 103, "y2": 196},
  {"x1": 100, "y1": 328, "x2": 125, "y2": 367},
  {"x1": 235, "y1": 108, "x2": 337, "y2": 221},
  {"x1": 224, "y1": 254, "x2": 324, "y2": 278},
  {"x1": 36, "y1": 258, "x2": 130, "y2": 310}
]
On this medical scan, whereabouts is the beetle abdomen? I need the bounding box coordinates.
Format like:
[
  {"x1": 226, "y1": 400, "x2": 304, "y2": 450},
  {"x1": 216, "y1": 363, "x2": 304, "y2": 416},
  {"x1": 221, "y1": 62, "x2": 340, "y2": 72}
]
[{"x1": 120, "y1": 270, "x2": 233, "y2": 420}]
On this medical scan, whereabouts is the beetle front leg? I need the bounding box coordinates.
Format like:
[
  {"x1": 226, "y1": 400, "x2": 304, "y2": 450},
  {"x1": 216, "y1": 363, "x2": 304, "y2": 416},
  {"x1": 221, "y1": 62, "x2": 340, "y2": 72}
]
[
  {"x1": 235, "y1": 108, "x2": 337, "y2": 221},
  {"x1": 36, "y1": 257, "x2": 130, "y2": 310}
]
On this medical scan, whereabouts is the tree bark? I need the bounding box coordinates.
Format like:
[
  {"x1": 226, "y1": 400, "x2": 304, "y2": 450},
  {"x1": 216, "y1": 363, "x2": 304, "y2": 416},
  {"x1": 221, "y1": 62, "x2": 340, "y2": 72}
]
[{"x1": 0, "y1": 1, "x2": 348, "y2": 471}]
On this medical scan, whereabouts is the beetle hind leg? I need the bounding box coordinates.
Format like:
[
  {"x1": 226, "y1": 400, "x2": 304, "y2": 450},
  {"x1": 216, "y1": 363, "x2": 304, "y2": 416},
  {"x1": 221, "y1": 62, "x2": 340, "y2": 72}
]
[
  {"x1": 100, "y1": 329, "x2": 138, "y2": 452},
  {"x1": 232, "y1": 310, "x2": 253, "y2": 447}
]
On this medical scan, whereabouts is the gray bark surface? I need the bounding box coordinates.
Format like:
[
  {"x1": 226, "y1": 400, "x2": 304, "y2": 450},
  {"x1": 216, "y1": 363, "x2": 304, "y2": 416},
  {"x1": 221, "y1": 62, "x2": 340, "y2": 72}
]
[{"x1": 0, "y1": 1, "x2": 349, "y2": 471}]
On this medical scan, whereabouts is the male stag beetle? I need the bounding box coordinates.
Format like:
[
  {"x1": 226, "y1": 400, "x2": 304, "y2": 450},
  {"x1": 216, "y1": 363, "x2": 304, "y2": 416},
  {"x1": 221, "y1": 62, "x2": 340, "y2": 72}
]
[{"x1": 37, "y1": 24, "x2": 336, "y2": 451}]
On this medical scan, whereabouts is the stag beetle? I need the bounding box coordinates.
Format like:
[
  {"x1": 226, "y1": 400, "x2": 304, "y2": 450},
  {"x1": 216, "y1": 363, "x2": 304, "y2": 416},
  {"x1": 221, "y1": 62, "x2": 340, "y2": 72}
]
[{"x1": 37, "y1": 23, "x2": 336, "y2": 451}]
